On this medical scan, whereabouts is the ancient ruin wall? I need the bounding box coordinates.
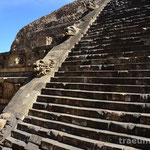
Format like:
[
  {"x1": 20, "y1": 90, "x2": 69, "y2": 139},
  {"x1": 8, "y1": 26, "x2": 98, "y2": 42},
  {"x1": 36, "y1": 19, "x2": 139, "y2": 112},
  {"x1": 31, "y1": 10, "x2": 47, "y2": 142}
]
[{"x1": 11, "y1": 0, "x2": 96, "y2": 51}]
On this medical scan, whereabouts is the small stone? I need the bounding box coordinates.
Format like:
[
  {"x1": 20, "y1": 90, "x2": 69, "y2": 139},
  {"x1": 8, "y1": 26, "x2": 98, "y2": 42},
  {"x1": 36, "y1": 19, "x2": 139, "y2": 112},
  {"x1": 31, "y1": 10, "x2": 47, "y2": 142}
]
[
  {"x1": 0, "y1": 119, "x2": 7, "y2": 130},
  {"x1": 128, "y1": 124, "x2": 136, "y2": 130},
  {"x1": 96, "y1": 142, "x2": 104, "y2": 148},
  {"x1": 0, "y1": 113, "x2": 12, "y2": 120}
]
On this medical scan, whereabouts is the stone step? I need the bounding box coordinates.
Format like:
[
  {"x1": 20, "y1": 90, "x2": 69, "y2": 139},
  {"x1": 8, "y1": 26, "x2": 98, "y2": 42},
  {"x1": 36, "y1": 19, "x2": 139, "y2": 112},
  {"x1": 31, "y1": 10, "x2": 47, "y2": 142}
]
[
  {"x1": 55, "y1": 70, "x2": 150, "y2": 77},
  {"x1": 11, "y1": 129, "x2": 42, "y2": 150},
  {"x1": 60, "y1": 63, "x2": 150, "y2": 72},
  {"x1": 90, "y1": 29, "x2": 149, "y2": 40},
  {"x1": 89, "y1": 23, "x2": 149, "y2": 38},
  {"x1": 11, "y1": 129, "x2": 31, "y2": 144},
  {"x1": 51, "y1": 77, "x2": 150, "y2": 86},
  {"x1": 78, "y1": 36, "x2": 145, "y2": 47},
  {"x1": 17, "y1": 122, "x2": 136, "y2": 150},
  {"x1": 78, "y1": 40, "x2": 141, "y2": 51},
  {"x1": 99, "y1": 5, "x2": 150, "y2": 21},
  {"x1": 41, "y1": 138, "x2": 83, "y2": 150},
  {"x1": 100, "y1": 9, "x2": 150, "y2": 25},
  {"x1": 80, "y1": 35, "x2": 140, "y2": 43},
  {"x1": 102, "y1": 7, "x2": 146, "y2": 15},
  {"x1": 17, "y1": 121, "x2": 50, "y2": 138},
  {"x1": 105, "y1": 0, "x2": 149, "y2": 10},
  {"x1": 92, "y1": 15, "x2": 150, "y2": 32},
  {"x1": 28, "y1": 108, "x2": 150, "y2": 139},
  {"x1": 74, "y1": 41, "x2": 145, "y2": 52},
  {"x1": 69, "y1": 47, "x2": 150, "y2": 60},
  {"x1": 44, "y1": 129, "x2": 136, "y2": 150},
  {"x1": 63, "y1": 56, "x2": 150, "y2": 67},
  {"x1": 16, "y1": 122, "x2": 81, "y2": 149},
  {"x1": 41, "y1": 87, "x2": 150, "y2": 103},
  {"x1": 33, "y1": 100, "x2": 150, "y2": 124},
  {"x1": 82, "y1": 32, "x2": 144, "y2": 42},
  {"x1": 78, "y1": 36, "x2": 141, "y2": 46},
  {"x1": 68, "y1": 48, "x2": 150, "y2": 57},
  {"x1": 89, "y1": 27, "x2": 149, "y2": 40},
  {"x1": 104, "y1": 1, "x2": 150, "y2": 12},
  {"x1": 76, "y1": 37, "x2": 146, "y2": 48},
  {"x1": 67, "y1": 50, "x2": 150, "y2": 61},
  {"x1": 103, "y1": 4, "x2": 142, "y2": 14},
  {"x1": 12, "y1": 129, "x2": 80, "y2": 150},
  {"x1": 66, "y1": 53, "x2": 109, "y2": 61},
  {"x1": 23, "y1": 115, "x2": 150, "y2": 149},
  {"x1": 46, "y1": 82, "x2": 150, "y2": 94},
  {"x1": 4, "y1": 136, "x2": 26, "y2": 150},
  {"x1": 87, "y1": 23, "x2": 147, "y2": 35},
  {"x1": 73, "y1": 40, "x2": 149, "y2": 53},
  {"x1": 92, "y1": 14, "x2": 150, "y2": 31}
]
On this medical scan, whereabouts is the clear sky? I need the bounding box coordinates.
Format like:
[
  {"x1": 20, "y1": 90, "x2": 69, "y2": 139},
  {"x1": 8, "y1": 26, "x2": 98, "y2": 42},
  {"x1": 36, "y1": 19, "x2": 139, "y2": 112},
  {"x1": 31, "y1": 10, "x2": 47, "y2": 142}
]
[{"x1": 0, "y1": 0, "x2": 74, "y2": 53}]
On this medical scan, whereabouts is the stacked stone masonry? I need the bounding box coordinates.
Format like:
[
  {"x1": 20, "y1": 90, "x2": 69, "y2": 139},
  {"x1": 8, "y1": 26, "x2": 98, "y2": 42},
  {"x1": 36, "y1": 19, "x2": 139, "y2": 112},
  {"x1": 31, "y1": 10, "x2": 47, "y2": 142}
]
[
  {"x1": 0, "y1": 49, "x2": 48, "y2": 111},
  {"x1": 1, "y1": 0, "x2": 150, "y2": 149}
]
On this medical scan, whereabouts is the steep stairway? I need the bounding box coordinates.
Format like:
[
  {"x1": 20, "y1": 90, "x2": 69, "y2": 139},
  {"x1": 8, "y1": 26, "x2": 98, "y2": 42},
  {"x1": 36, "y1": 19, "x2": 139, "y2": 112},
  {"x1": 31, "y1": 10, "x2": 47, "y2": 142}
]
[{"x1": 2, "y1": 0, "x2": 150, "y2": 149}]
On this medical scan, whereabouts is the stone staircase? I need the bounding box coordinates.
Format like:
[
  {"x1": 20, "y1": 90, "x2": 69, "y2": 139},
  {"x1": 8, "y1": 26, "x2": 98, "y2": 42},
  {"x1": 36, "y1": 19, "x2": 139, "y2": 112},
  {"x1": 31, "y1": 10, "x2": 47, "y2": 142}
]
[{"x1": 2, "y1": 0, "x2": 150, "y2": 149}]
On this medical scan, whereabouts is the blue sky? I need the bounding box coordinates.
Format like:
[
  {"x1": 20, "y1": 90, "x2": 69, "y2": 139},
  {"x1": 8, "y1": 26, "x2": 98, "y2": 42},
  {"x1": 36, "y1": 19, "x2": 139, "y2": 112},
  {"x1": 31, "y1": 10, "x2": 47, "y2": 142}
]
[{"x1": 0, "y1": 0, "x2": 74, "y2": 53}]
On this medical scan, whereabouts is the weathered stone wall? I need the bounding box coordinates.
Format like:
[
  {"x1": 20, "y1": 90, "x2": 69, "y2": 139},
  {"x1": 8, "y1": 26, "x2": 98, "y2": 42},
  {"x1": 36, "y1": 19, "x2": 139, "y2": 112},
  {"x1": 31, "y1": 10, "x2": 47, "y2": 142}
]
[
  {"x1": 0, "y1": 48, "x2": 48, "y2": 111},
  {"x1": 0, "y1": 78, "x2": 24, "y2": 112},
  {"x1": 10, "y1": 0, "x2": 98, "y2": 51},
  {"x1": 0, "y1": 49, "x2": 48, "y2": 77}
]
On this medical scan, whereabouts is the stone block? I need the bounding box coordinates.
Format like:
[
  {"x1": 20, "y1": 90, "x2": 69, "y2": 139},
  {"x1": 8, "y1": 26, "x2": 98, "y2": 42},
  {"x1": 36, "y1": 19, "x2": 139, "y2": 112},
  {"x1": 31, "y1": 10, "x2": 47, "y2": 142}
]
[
  {"x1": 0, "y1": 119, "x2": 6, "y2": 130},
  {"x1": 37, "y1": 37, "x2": 52, "y2": 47}
]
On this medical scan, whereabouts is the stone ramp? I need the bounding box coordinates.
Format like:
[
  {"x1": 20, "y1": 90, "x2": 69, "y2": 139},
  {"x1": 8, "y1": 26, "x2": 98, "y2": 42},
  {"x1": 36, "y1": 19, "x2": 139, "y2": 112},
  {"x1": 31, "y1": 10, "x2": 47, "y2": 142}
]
[{"x1": 1, "y1": 0, "x2": 150, "y2": 149}]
